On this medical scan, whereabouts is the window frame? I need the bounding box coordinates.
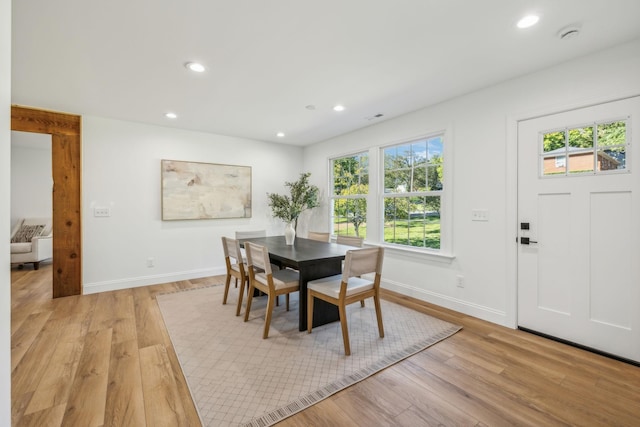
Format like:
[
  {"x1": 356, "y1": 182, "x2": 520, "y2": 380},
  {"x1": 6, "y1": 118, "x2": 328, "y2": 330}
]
[
  {"x1": 539, "y1": 117, "x2": 630, "y2": 178},
  {"x1": 329, "y1": 151, "x2": 369, "y2": 240},
  {"x1": 380, "y1": 133, "x2": 448, "y2": 254}
]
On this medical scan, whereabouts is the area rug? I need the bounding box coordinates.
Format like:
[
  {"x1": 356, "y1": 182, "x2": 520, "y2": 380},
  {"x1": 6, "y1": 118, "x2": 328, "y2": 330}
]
[{"x1": 156, "y1": 285, "x2": 462, "y2": 426}]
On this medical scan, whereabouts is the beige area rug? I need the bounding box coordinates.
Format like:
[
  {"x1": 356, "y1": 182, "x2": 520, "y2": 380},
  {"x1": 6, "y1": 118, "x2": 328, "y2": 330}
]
[{"x1": 156, "y1": 285, "x2": 462, "y2": 427}]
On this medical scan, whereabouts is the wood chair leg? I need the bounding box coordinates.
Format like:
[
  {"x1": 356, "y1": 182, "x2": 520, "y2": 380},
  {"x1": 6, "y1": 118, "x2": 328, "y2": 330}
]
[
  {"x1": 223, "y1": 274, "x2": 232, "y2": 305},
  {"x1": 374, "y1": 295, "x2": 385, "y2": 338},
  {"x1": 338, "y1": 304, "x2": 351, "y2": 355},
  {"x1": 307, "y1": 292, "x2": 314, "y2": 333},
  {"x1": 263, "y1": 294, "x2": 276, "y2": 339},
  {"x1": 285, "y1": 293, "x2": 290, "y2": 311},
  {"x1": 360, "y1": 300, "x2": 365, "y2": 308},
  {"x1": 235, "y1": 277, "x2": 246, "y2": 316},
  {"x1": 244, "y1": 285, "x2": 255, "y2": 322}
]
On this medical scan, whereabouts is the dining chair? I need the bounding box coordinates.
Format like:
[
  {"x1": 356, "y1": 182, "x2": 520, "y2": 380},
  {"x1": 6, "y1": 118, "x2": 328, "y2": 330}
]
[
  {"x1": 221, "y1": 237, "x2": 250, "y2": 316},
  {"x1": 235, "y1": 229, "x2": 267, "y2": 264},
  {"x1": 235, "y1": 230, "x2": 266, "y2": 239},
  {"x1": 244, "y1": 242, "x2": 300, "y2": 339},
  {"x1": 336, "y1": 235, "x2": 364, "y2": 247},
  {"x1": 235, "y1": 229, "x2": 283, "y2": 305},
  {"x1": 336, "y1": 234, "x2": 366, "y2": 307},
  {"x1": 307, "y1": 231, "x2": 331, "y2": 242},
  {"x1": 307, "y1": 246, "x2": 385, "y2": 355}
]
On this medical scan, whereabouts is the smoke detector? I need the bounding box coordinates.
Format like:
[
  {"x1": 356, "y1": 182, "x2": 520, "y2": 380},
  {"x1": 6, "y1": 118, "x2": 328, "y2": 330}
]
[{"x1": 558, "y1": 25, "x2": 581, "y2": 40}]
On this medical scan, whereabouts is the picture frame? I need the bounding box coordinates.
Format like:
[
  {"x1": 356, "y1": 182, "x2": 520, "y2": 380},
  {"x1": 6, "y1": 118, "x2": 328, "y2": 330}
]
[{"x1": 161, "y1": 159, "x2": 252, "y2": 220}]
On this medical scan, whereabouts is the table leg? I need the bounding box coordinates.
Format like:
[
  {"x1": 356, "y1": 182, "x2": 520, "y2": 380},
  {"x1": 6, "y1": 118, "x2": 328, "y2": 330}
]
[{"x1": 298, "y1": 259, "x2": 341, "y2": 331}]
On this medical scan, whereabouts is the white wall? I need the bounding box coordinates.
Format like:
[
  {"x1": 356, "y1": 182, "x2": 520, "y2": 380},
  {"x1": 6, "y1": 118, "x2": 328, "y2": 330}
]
[
  {"x1": 10, "y1": 132, "x2": 53, "y2": 229},
  {"x1": 303, "y1": 38, "x2": 640, "y2": 328},
  {"x1": 82, "y1": 116, "x2": 304, "y2": 293},
  {"x1": 1, "y1": 0, "x2": 11, "y2": 421}
]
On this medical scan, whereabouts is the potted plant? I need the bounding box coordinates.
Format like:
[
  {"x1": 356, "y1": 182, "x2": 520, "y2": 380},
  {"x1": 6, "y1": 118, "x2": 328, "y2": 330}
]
[{"x1": 267, "y1": 172, "x2": 319, "y2": 244}]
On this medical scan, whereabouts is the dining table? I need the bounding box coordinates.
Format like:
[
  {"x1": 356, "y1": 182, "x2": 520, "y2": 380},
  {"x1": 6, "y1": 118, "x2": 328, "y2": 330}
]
[{"x1": 239, "y1": 235, "x2": 352, "y2": 331}]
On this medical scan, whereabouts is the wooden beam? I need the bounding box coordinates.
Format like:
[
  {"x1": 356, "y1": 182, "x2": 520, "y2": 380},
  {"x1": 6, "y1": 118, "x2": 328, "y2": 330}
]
[{"x1": 11, "y1": 105, "x2": 82, "y2": 297}]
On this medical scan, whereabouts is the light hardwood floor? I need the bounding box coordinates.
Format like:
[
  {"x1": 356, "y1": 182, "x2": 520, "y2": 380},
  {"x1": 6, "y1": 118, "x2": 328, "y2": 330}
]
[{"x1": 11, "y1": 263, "x2": 640, "y2": 426}]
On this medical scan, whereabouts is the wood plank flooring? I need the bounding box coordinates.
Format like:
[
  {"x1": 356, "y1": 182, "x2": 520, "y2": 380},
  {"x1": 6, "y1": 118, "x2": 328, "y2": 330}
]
[{"x1": 11, "y1": 263, "x2": 640, "y2": 426}]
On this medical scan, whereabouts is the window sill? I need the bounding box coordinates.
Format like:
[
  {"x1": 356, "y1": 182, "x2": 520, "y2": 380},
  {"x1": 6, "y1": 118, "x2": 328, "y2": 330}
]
[{"x1": 365, "y1": 242, "x2": 455, "y2": 264}]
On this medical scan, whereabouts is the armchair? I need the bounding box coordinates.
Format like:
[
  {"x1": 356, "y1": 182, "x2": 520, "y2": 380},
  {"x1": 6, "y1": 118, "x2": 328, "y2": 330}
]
[{"x1": 10, "y1": 217, "x2": 53, "y2": 270}]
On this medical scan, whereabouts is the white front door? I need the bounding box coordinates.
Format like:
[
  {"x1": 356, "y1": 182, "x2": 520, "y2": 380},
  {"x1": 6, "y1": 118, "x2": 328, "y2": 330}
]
[{"x1": 517, "y1": 96, "x2": 640, "y2": 363}]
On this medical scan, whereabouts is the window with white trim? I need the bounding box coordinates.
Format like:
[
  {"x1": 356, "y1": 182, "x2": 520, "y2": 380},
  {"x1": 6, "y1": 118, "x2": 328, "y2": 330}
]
[
  {"x1": 330, "y1": 152, "x2": 368, "y2": 238},
  {"x1": 382, "y1": 135, "x2": 444, "y2": 250}
]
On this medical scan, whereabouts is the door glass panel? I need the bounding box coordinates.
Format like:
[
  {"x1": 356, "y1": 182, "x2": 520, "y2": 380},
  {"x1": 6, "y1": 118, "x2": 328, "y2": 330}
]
[
  {"x1": 568, "y1": 152, "x2": 594, "y2": 174},
  {"x1": 597, "y1": 148, "x2": 626, "y2": 171},
  {"x1": 542, "y1": 130, "x2": 567, "y2": 175},
  {"x1": 568, "y1": 126, "x2": 594, "y2": 148},
  {"x1": 541, "y1": 119, "x2": 628, "y2": 176},
  {"x1": 543, "y1": 131, "x2": 565, "y2": 153},
  {"x1": 543, "y1": 155, "x2": 566, "y2": 176},
  {"x1": 598, "y1": 121, "x2": 626, "y2": 147},
  {"x1": 597, "y1": 120, "x2": 627, "y2": 171}
]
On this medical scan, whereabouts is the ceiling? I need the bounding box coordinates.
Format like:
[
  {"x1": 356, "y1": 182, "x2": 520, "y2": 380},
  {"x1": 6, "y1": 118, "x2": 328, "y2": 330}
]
[{"x1": 11, "y1": 0, "x2": 640, "y2": 147}]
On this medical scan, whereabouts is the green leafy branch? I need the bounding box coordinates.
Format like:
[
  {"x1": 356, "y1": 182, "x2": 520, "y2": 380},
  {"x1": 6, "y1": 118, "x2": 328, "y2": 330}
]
[{"x1": 267, "y1": 172, "x2": 319, "y2": 230}]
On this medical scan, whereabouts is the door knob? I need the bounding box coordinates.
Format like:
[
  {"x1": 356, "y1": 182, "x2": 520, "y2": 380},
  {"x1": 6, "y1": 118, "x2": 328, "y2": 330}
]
[{"x1": 520, "y1": 237, "x2": 538, "y2": 245}]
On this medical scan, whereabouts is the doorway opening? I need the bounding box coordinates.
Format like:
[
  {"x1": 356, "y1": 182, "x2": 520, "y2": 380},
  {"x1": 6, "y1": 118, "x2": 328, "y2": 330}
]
[{"x1": 10, "y1": 105, "x2": 82, "y2": 297}]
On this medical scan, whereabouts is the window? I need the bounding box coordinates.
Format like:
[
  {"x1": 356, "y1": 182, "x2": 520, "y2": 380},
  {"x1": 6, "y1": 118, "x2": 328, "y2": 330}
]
[
  {"x1": 382, "y1": 135, "x2": 444, "y2": 250},
  {"x1": 541, "y1": 118, "x2": 628, "y2": 176},
  {"x1": 330, "y1": 152, "x2": 368, "y2": 239}
]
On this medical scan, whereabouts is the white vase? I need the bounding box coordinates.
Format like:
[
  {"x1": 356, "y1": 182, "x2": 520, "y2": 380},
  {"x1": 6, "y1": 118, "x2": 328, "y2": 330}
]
[{"x1": 284, "y1": 222, "x2": 296, "y2": 245}]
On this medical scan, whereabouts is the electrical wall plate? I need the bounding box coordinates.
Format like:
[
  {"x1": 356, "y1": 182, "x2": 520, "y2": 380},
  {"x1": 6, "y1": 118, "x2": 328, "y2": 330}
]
[
  {"x1": 471, "y1": 209, "x2": 489, "y2": 221},
  {"x1": 94, "y1": 207, "x2": 111, "y2": 217}
]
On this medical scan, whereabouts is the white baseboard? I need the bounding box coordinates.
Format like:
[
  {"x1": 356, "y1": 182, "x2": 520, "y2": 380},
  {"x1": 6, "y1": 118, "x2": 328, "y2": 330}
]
[
  {"x1": 82, "y1": 267, "x2": 227, "y2": 294},
  {"x1": 83, "y1": 270, "x2": 511, "y2": 328},
  {"x1": 382, "y1": 278, "x2": 511, "y2": 328}
]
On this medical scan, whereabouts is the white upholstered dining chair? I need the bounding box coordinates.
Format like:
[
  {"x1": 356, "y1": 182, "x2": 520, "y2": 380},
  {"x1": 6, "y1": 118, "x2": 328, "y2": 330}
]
[
  {"x1": 244, "y1": 242, "x2": 300, "y2": 339},
  {"x1": 307, "y1": 231, "x2": 330, "y2": 242},
  {"x1": 336, "y1": 234, "x2": 366, "y2": 306},
  {"x1": 307, "y1": 246, "x2": 385, "y2": 355},
  {"x1": 336, "y1": 235, "x2": 364, "y2": 247},
  {"x1": 234, "y1": 229, "x2": 283, "y2": 305},
  {"x1": 235, "y1": 230, "x2": 266, "y2": 240},
  {"x1": 235, "y1": 229, "x2": 266, "y2": 259}
]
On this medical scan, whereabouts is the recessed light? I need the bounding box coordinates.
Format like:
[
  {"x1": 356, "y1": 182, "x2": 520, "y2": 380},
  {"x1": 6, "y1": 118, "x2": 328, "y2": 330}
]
[
  {"x1": 517, "y1": 14, "x2": 540, "y2": 29},
  {"x1": 276, "y1": 132, "x2": 285, "y2": 138},
  {"x1": 165, "y1": 112, "x2": 177, "y2": 119},
  {"x1": 185, "y1": 62, "x2": 206, "y2": 72},
  {"x1": 333, "y1": 105, "x2": 345, "y2": 112}
]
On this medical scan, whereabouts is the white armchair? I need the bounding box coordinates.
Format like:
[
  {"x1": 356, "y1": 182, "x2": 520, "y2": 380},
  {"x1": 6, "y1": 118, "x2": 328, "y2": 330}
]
[{"x1": 10, "y1": 217, "x2": 53, "y2": 270}]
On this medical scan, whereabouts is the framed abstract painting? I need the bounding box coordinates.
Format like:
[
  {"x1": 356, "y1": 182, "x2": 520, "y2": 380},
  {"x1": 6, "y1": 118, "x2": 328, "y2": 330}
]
[{"x1": 161, "y1": 159, "x2": 252, "y2": 220}]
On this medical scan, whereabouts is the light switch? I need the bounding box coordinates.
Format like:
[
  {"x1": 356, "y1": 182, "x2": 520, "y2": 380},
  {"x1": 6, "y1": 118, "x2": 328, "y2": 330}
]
[
  {"x1": 471, "y1": 209, "x2": 489, "y2": 222},
  {"x1": 94, "y1": 207, "x2": 111, "y2": 217}
]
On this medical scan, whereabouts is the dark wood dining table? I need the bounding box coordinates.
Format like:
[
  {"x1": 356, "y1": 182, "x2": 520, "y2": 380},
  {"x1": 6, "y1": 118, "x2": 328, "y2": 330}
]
[{"x1": 239, "y1": 235, "x2": 351, "y2": 331}]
